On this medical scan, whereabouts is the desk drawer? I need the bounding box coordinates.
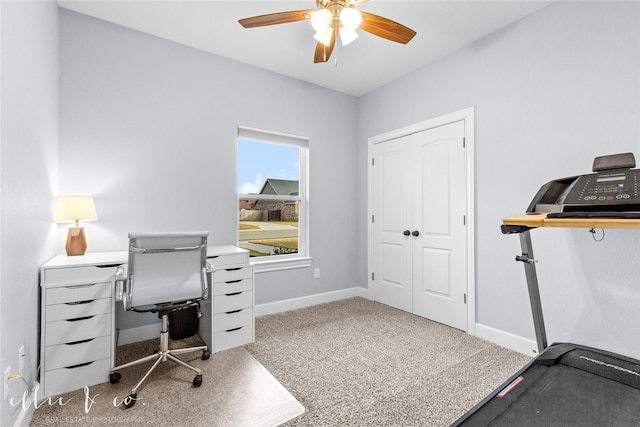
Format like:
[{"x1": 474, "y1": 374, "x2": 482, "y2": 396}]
[
  {"x1": 46, "y1": 282, "x2": 111, "y2": 305},
  {"x1": 207, "y1": 253, "x2": 249, "y2": 268},
  {"x1": 46, "y1": 297, "x2": 111, "y2": 322},
  {"x1": 215, "y1": 326, "x2": 253, "y2": 352},
  {"x1": 214, "y1": 291, "x2": 252, "y2": 314},
  {"x1": 213, "y1": 278, "x2": 252, "y2": 296},
  {"x1": 214, "y1": 308, "x2": 252, "y2": 333},
  {"x1": 44, "y1": 358, "x2": 110, "y2": 397},
  {"x1": 213, "y1": 266, "x2": 252, "y2": 283},
  {"x1": 43, "y1": 266, "x2": 117, "y2": 286},
  {"x1": 45, "y1": 336, "x2": 111, "y2": 371},
  {"x1": 46, "y1": 313, "x2": 111, "y2": 347}
]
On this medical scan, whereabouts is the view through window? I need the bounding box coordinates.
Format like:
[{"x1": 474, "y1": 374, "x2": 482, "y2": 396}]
[{"x1": 237, "y1": 127, "x2": 308, "y2": 259}]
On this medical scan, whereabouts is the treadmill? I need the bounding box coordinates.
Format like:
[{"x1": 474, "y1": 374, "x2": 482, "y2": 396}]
[{"x1": 452, "y1": 153, "x2": 640, "y2": 426}]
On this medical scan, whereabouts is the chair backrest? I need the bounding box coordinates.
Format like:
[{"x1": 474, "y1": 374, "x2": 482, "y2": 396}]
[{"x1": 125, "y1": 231, "x2": 208, "y2": 311}]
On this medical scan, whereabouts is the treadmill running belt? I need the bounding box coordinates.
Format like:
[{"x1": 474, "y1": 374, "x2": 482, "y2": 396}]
[
  {"x1": 494, "y1": 365, "x2": 640, "y2": 425},
  {"x1": 454, "y1": 343, "x2": 640, "y2": 426}
]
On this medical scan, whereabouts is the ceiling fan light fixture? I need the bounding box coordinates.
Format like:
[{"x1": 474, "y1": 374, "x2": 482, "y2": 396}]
[
  {"x1": 339, "y1": 27, "x2": 359, "y2": 46},
  {"x1": 314, "y1": 27, "x2": 333, "y2": 46},
  {"x1": 339, "y1": 7, "x2": 362, "y2": 30},
  {"x1": 310, "y1": 8, "x2": 333, "y2": 32},
  {"x1": 239, "y1": 1, "x2": 417, "y2": 64}
]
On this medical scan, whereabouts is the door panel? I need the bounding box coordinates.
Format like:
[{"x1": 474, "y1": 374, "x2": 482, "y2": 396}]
[
  {"x1": 381, "y1": 151, "x2": 404, "y2": 232},
  {"x1": 412, "y1": 121, "x2": 467, "y2": 330},
  {"x1": 420, "y1": 247, "x2": 451, "y2": 296},
  {"x1": 371, "y1": 142, "x2": 412, "y2": 312},
  {"x1": 421, "y1": 141, "x2": 451, "y2": 235},
  {"x1": 381, "y1": 243, "x2": 405, "y2": 286}
]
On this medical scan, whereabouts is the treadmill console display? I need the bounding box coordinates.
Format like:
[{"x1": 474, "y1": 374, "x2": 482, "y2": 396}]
[
  {"x1": 561, "y1": 169, "x2": 639, "y2": 205},
  {"x1": 528, "y1": 153, "x2": 640, "y2": 213}
]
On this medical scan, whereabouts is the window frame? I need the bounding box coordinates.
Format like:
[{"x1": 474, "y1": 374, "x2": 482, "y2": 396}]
[{"x1": 237, "y1": 126, "x2": 311, "y2": 272}]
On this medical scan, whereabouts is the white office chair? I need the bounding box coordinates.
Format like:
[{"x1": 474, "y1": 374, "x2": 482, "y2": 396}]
[{"x1": 109, "y1": 231, "x2": 211, "y2": 408}]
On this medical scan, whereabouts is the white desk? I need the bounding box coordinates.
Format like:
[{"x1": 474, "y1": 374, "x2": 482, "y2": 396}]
[{"x1": 39, "y1": 245, "x2": 254, "y2": 398}]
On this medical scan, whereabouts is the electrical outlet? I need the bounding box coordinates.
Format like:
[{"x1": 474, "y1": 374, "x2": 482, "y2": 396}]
[
  {"x1": 314, "y1": 268, "x2": 320, "y2": 279},
  {"x1": 4, "y1": 366, "x2": 10, "y2": 400},
  {"x1": 18, "y1": 345, "x2": 25, "y2": 376}
]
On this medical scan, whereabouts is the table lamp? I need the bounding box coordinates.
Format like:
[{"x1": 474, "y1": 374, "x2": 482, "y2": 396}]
[{"x1": 54, "y1": 195, "x2": 97, "y2": 256}]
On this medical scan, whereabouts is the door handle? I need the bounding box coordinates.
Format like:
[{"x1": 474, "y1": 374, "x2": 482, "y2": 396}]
[
  {"x1": 403, "y1": 230, "x2": 411, "y2": 236},
  {"x1": 412, "y1": 230, "x2": 420, "y2": 237}
]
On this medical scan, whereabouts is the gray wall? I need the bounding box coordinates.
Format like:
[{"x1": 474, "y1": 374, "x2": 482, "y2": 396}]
[
  {"x1": 58, "y1": 9, "x2": 360, "y2": 329},
  {"x1": 358, "y1": 1, "x2": 640, "y2": 359},
  {"x1": 0, "y1": 1, "x2": 59, "y2": 425},
  {"x1": 2, "y1": 5, "x2": 639, "y2": 425}
]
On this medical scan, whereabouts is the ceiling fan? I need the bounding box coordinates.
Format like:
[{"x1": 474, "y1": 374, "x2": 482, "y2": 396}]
[{"x1": 239, "y1": 0, "x2": 417, "y2": 63}]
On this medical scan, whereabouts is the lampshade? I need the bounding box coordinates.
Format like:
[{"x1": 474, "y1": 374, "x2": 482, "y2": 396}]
[
  {"x1": 311, "y1": 8, "x2": 333, "y2": 32},
  {"x1": 339, "y1": 8, "x2": 362, "y2": 30},
  {"x1": 339, "y1": 27, "x2": 359, "y2": 46},
  {"x1": 314, "y1": 27, "x2": 334, "y2": 46},
  {"x1": 54, "y1": 196, "x2": 97, "y2": 224}
]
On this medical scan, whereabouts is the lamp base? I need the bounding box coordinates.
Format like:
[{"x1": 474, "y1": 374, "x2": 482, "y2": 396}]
[{"x1": 66, "y1": 227, "x2": 87, "y2": 256}]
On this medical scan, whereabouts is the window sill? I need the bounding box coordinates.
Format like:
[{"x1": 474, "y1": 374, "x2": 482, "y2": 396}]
[{"x1": 250, "y1": 256, "x2": 312, "y2": 273}]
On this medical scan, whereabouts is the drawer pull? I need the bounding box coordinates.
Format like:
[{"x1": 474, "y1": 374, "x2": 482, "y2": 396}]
[
  {"x1": 225, "y1": 267, "x2": 242, "y2": 272},
  {"x1": 225, "y1": 292, "x2": 242, "y2": 296},
  {"x1": 208, "y1": 255, "x2": 219, "y2": 259},
  {"x1": 64, "y1": 283, "x2": 99, "y2": 290},
  {"x1": 66, "y1": 338, "x2": 94, "y2": 346},
  {"x1": 224, "y1": 280, "x2": 242, "y2": 284},
  {"x1": 65, "y1": 299, "x2": 94, "y2": 306},
  {"x1": 65, "y1": 361, "x2": 94, "y2": 369},
  {"x1": 225, "y1": 327, "x2": 243, "y2": 333},
  {"x1": 66, "y1": 315, "x2": 95, "y2": 322},
  {"x1": 225, "y1": 309, "x2": 242, "y2": 314},
  {"x1": 96, "y1": 263, "x2": 122, "y2": 268}
]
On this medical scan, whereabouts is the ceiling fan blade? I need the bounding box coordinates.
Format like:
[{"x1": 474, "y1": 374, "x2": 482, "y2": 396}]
[
  {"x1": 359, "y1": 11, "x2": 416, "y2": 44},
  {"x1": 314, "y1": 27, "x2": 337, "y2": 63},
  {"x1": 239, "y1": 10, "x2": 314, "y2": 28}
]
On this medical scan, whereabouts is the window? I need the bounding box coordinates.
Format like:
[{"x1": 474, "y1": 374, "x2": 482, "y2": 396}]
[{"x1": 237, "y1": 126, "x2": 310, "y2": 271}]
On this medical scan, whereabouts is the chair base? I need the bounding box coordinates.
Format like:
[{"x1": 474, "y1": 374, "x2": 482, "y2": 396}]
[{"x1": 110, "y1": 313, "x2": 207, "y2": 408}]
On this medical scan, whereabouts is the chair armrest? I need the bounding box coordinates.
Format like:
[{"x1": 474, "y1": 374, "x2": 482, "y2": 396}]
[
  {"x1": 114, "y1": 265, "x2": 128, "y2": 302},
  {"x1": 202, "y1": 263, "x2": 214, "y2": 301}
]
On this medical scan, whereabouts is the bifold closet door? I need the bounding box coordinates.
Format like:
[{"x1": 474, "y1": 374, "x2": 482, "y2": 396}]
[{"x1": 371, "y1": 120, "x2": 467, "y2": 331}]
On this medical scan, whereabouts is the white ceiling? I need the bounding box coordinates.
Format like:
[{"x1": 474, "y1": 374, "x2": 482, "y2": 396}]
[{"x1": 57, "y1": 0, "x2": 553, "y2": 96}]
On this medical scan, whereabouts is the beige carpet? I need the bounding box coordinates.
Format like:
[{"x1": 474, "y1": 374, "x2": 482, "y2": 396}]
[
  {"x1": 31, "y1": 297, "x2": 530, "y2": 426},
  {"x1": 246, "y1": 297, "x2": 531, "y2": 426},
  {"x1": 30, "y1": 339, "x2": 304, "y2": 426}
]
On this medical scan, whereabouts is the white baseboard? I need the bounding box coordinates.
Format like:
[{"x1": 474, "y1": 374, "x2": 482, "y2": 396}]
[
  {"x1": 116, "y1": 323, "x2": 162, "y2": 346},
  {"x1": 475, "y1": 323, "x2": 538, "y2": 356},
  {"x1": 114, "y1": 290, "x2": 537, "y2": 360},
  {"x1": 356, "y1": 286, "x2": 371, "y2": 300},
  {"x1": 255, "y1": 287, "x2": 369, "y2": 317},
  {"x1": 115, "y1": 288, "x2": 370, "y2": 343}
]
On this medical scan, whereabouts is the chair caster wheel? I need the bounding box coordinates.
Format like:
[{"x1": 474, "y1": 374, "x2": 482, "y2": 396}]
[
  {"x1": 193, "y1": 374, "x2": 202, "y2": 388},
  {"x1": 202, "y1": 350, "x2": 210, "y2": 360},
  {"x1": 109, "y1": 372, "x2": 121, "y2": 384},
  {"x1": 123, "y1": 393, "x2": 137, "y2": 409}
]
